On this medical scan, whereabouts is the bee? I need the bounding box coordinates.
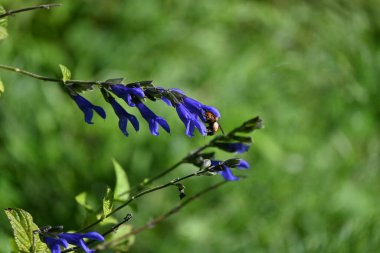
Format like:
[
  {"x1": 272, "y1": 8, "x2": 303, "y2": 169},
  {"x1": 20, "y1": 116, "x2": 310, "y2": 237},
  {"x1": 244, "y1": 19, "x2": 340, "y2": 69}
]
[{"x1": 205, "y1": 111, "x2": 224, "y2": 136}]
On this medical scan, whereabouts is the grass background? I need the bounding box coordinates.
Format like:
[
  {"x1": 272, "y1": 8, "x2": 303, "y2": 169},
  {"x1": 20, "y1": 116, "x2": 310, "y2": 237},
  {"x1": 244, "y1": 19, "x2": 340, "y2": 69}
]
[{"x1": 1, "y1": 0, "x2": 379, "y2": 252}]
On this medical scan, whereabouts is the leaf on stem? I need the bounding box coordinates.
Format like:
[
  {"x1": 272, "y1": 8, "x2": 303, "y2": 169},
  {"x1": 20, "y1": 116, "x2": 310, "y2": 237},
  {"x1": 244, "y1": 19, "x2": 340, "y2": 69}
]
[
  {"x1": 4, "y1": 208, "x2": 49, "y2": 253},
  {"x1": 0, "y1": 78, "x2": 4, "y2": 96},
  {"x1": 59, "y1": 64, "x2": 71, "y2": 84},
  {"x1": 0, "y1": 6, "x2": 8, "y2": 40},
  {"x1": 113, "y1": 159, "x2": 130, "y2": 202},
  {"x1": 102, "y1": 186, "x2": 114, "y2": 218}
]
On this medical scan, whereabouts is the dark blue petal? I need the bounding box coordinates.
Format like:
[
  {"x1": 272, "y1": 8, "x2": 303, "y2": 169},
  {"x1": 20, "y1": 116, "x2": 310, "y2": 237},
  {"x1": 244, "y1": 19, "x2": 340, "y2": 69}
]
[
  {"x1": 43, "y1": 236, "x2": 68, "y2": 253},
  {"x1": 110, "y1": 85, "x2": 145, "y2": 107},
  {"x1": 175, "y1": 104, "x2": 206, "y2": 137},
  {"x1": 237, "y1": 159, "x2": 250, "y2": 169},
  {"x1": 71, "y1": 94, "x2": 106, "y2": 124},
  {"x1": 79, "y1": 239, "x2": 94, "y2": 253},
  {"x1": 136, "y1": 100, "x2": 170, "y2": 136},
  {"x1": 83, "y1": 232, "x2": 105, "y2": 241},
  {"x1": 193, "y1": 118, "x2": 207, "y2": 136},
  {"x1": 127, "y1": 113, "x2": 139, "y2": 131},
  {"x1": 161, "y1": 96, "x2": 173, "y2": 106},
  {"x1": 157, "y1": 117, "x2": 170, "y2": 133},
  {"x1": 58, "y1": 233, "x2": 82, "y2": 243},
  {"x1": 217, "y1": 143, "x2": 250, "y2": 153},
  {"x1": 219, "y1": 167, "x2": 240, "y2": 181},
  {"x1": 109, "y1": 98, "x2": 139, "y2": 136}
]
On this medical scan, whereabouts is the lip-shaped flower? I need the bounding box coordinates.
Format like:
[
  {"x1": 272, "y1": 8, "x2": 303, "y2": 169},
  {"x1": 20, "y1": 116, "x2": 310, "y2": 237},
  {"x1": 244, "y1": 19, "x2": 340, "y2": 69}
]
[
  {"x1": 59, "y1": 232, "x2": 104, "y2": 253},
  {"x1": 110, "y1": 84, "x2": 145, "y2": 107},
  {"x1": 135, "y1": 100, "x2": 170, "y2": 136},
  {"x1": 214, "y1": 142, "x2": 250, "y2": 153},
  {"x1": 41, "y1": 231, "x2": 104, "y2": 253},
  {"x1": 43, "y1": 236, "x2": 68, "y2": 253},
  {"x1": 182, "y1": 97, "x2": 220, "y2": 122},
  {"x1": 70, "y1": 94, "x2": 106, "y2": 124},
  {"x1": 175, "y1": 103, "x2": 207, "y2": 137},
  {"x1": 108, "y1": 97, "x2": 139, "y2": 136},
  {"x1": 211, "y1": 159, "x2": 250, "y2": 181}
]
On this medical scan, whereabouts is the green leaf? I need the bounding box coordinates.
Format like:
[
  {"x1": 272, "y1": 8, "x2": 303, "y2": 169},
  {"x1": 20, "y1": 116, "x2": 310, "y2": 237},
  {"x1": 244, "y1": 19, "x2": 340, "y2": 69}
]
[
  {"x1": 0, "y1": 26, "x2": 7, "y2": 40},
  {"x1": 0, "y1": 78, "x2": 4, "y2": 96},
  {"x1": 75, "y1": 192, "x2": 94, "y2": 211},
  {"x1": 102, "y1": 186, "x2": 114, "y2": 218},
  {"x1": 0, "y1": 6, "x2": 8, "y2": 41},
  {"x1": 4, "y1": 208, "x2": 49, "y2": 253},
  {"x1": 113, "y1": 159, "x2": 130, "y2": 202},
  {"x1": 59, "y1": 64, "x2": 71, "y2": 83}
]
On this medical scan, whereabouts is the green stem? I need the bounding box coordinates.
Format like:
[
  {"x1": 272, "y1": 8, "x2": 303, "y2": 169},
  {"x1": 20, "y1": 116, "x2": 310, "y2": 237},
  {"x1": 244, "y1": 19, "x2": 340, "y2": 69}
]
[
  {"x1": 0, "y1": 4, "x2": 61, "y2": 19},
  {"x1": 77, "y1": 166, "x2": 213, "y2": 233},
  {"x1": 99, "y1": 180, "x2": 229, "y2": 250}
]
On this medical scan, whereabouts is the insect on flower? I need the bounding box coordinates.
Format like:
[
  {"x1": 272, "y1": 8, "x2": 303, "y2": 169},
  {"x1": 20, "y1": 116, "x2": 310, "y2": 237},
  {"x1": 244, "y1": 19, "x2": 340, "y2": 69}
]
[{"x1": 205, "y1": 111, "x2": 224, "y2": 136}]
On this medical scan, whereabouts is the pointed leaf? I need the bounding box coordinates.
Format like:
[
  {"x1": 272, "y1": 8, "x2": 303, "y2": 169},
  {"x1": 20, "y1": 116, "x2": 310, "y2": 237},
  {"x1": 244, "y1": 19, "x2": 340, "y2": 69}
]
[
  {"x1": 59, "y1": 64, "x2": 71, "y2": 84},
  {"x1": 113, "y1": 159, "x2": 130, "y2": 202},
  {"x1": 0, "y1": 78, "x2": 4, "y2": 96},
  {"x1": 0, "y1": 26, "x2": 7, "y2": 40},
  {"x1": 75, "y1": 192, "x2": 94, "y2": 211},
  {"x1": 4, "y1": 208, "x2": 49, "y2": 253},
  {"x1": 102, "y1": 186, "x2": 114, "y2": 218},
  {"x1": 0, "y1": 6, "x2": 8, "y2": 41}
]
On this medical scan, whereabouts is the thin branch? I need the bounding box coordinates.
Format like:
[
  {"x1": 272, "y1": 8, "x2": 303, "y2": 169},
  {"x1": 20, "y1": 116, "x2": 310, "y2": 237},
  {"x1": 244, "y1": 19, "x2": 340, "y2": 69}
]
[
  {"x1": 0, "y1": 64, "x2": 106, "y2": 85},
  {"x1": 100, "y1": 180, "x2": 229, "y2": 249},
  {"x1": 120, "y1": 144, "x2": 211, "y2": 197},
  {"x1": 77, "y1": 166, "x2": 214, "y2": 233},
  {"x1": 0, "y1": 4, "x2": 61, "y2": 19}
]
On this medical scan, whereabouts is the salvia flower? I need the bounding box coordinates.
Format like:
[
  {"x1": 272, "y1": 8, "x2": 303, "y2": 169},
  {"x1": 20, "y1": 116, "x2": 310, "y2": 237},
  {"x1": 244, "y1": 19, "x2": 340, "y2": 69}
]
[
  {"x1": 110, "y1": 84, "x2": 145, "y2": 107},
  {"x1": 108, "y1": 97, "x2": 139, "y2": 136},
  {"x1": 175, "y1": 103, "x2": 207, "y2": 137},
  {"x1": 70, "y1": 94, "x2": 106, "y2": 124},
  {"x1": 211, "y1": 159, "x2": 250, "y2": 181},
  {"x1": 164, "y1": 88, "x2": 220, "y2": 136},
  {"x1": 182, "y1": 96, "x2": 220, "y2": 122},
  {"x1": 135, "y1": 99, "x2": 170, "y2": 136},
  {"x1": 43, "y1": 236, "x2": 68, "y2": 253},
  {"x1": 215, "y1": 142, "x2": 250, "y2": 153},
  {"x1": 42, "y1": 231, "x2": 104, "y2": 253}
]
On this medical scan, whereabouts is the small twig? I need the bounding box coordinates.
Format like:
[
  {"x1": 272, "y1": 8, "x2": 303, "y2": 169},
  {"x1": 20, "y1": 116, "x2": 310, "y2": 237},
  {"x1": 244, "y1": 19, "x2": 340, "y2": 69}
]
[
  {"x1": 0, "y1": 4, "x2": 61, "y2": 19},
  {"x1": 119, "y1": 144, "x2": 211, "y2": 196},
  {"x1": 77, "y1": 166, "x2": 214, "y2": 233},
  {"x1": 100, "y1": 180, "x2": 229, "y2": 249}
]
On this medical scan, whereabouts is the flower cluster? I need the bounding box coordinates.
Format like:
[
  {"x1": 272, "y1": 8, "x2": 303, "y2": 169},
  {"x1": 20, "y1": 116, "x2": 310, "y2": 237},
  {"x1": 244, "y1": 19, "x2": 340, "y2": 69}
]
[
  {"x1": 41, "y1": 231, "x2": 104, "y2": 253},
  {"x1": 67, "y1": 81, "x2": 221, "y2": 138}
]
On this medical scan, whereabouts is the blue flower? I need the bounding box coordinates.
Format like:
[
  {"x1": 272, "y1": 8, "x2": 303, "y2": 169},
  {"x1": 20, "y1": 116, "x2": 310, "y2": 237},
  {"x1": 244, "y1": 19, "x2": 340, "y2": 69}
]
[
  {"x1": 59, "y1": 232, "x2": 104, "y2": 253},
  {"x1": 43, "y1": 236, "x2": 68, "y2": 253},
  {"x1": 215, "y1": 142, "x2": 250, "y2": 153},
  {"x1": 135, "y1": 100, "x2": 170, "y2": 136},
  {"x1": 175, "y1": 103, "x2": 206, "y2": 137},
  {"x1": 42, "y1": 231, "x2": 104, "y2": 253},
  {"x1": 182, "y1": 96, "x2": 220, "y2": 122},
  {"x1": 71, "y1": 94, "x2": 106, "y2": 124},
  {"x1": 211, "y1": 159, "x2": 250, "y2": 181},
  {"x1": 108, "y1": 97, "x2": 139, "y2": 136},
  {"x1": 110, "y1": 84, "x2": 145, "y2": 107}
]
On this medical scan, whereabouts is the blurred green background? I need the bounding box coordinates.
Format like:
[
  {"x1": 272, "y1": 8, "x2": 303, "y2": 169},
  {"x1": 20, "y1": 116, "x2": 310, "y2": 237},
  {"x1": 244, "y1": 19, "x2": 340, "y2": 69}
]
[{"x1": 1, "y1": 0, "x2": 380, "y2": 252}]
